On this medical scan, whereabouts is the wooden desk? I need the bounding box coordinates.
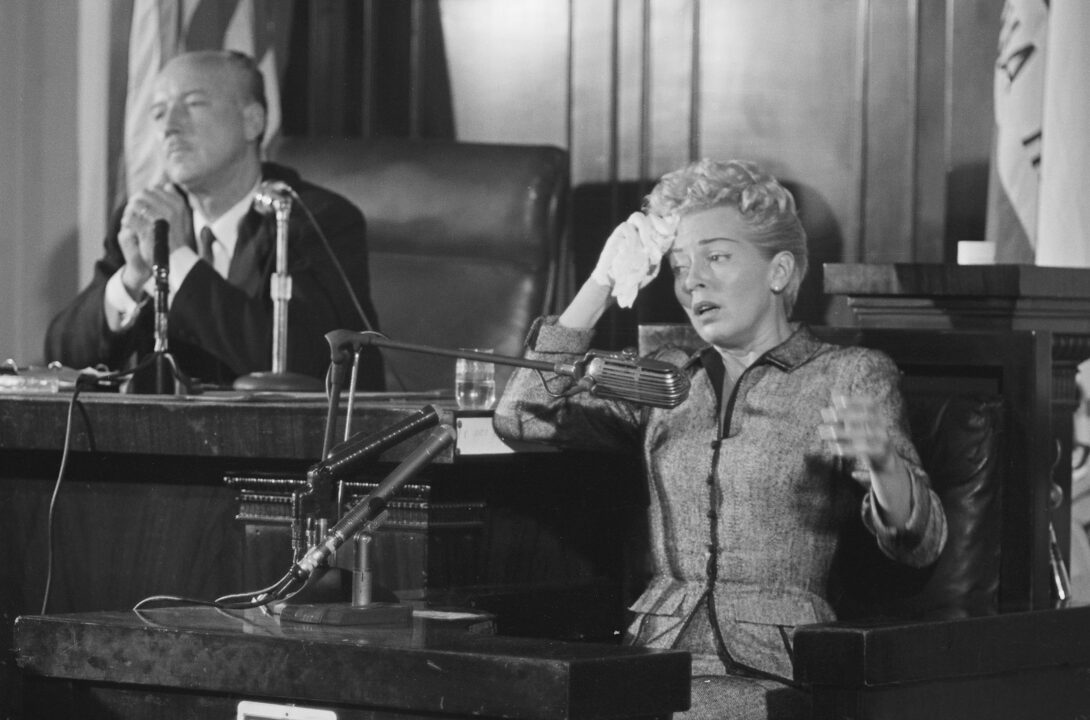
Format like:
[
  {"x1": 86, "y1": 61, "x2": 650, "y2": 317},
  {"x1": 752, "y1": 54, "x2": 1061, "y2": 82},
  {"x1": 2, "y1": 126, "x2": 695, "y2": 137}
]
[
  {"x1": 824, "y1": 262, "x2": 1090, "y2": 588},
  {"x1": 1, "y1": 392, "x2": 645, "y2": 719},
  {"x1": 14, "y1": 608, "x2": 689, "y2": 719},
  {"x1": 794, "y1": 603, "x2": 1090, "y2": 720}
]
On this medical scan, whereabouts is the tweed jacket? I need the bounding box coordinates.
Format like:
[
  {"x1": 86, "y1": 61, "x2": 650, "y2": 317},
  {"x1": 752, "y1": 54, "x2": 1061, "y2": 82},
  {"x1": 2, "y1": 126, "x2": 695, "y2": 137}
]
[
  {"x1": 44, "y1": 163, "x2": 383, "y2": 389},
  {"x1": 493, "y1": 318, "x2": 947, "y2": 679}
]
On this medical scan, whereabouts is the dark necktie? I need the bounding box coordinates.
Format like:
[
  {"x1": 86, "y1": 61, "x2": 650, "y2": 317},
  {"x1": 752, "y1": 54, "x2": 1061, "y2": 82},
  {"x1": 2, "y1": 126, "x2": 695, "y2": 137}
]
[{"x1": 198, "y1": 227, "x2": 216, "y2": 264}]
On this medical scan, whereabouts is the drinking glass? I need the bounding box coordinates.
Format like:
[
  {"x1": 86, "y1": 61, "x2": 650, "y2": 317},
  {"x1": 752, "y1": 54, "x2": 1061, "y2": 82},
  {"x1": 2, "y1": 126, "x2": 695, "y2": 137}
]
[{"x1": 455, "y1": 349, "x2": 496, "y2": 410}]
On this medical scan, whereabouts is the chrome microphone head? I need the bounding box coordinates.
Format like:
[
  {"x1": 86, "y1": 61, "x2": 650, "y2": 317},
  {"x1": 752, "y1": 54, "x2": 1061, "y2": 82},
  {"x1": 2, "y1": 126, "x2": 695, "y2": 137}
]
[
  {"x1": 254, "y1": 180, "x2": 294, "y2": 216},
  {"x1": 583, "y1": 351, "x2": 690, "y2": 409}
]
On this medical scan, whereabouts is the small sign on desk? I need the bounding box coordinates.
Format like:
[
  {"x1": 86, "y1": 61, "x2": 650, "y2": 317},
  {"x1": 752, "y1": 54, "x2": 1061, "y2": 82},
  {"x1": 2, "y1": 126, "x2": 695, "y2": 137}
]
[
  {"x1": 454, "y1": 414, "x2": 557, "y2": 456},
  {"x1": 237, "y1": 700, "x2": 336, "y2": 720}
]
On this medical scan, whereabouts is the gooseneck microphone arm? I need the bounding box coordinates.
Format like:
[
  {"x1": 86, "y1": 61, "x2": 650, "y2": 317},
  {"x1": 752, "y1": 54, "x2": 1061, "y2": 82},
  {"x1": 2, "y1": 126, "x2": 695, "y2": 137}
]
[
  {"x1": 324, "y1": 329, "x2": 576, "y2": 376},
  {"x1": 323, "y1": 329, "x2": 691, "y2": 410}
]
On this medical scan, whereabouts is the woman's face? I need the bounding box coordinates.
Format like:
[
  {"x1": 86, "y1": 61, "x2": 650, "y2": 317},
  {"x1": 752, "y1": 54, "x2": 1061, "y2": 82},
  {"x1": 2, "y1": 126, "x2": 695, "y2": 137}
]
[{"x1": 667, "y1": 205, "x2": 789, "y2": 352}]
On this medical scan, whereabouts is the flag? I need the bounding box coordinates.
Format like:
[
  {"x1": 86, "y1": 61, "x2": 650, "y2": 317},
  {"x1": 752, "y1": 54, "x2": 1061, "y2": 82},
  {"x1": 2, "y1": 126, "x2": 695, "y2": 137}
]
[
  {"x1": 986, "y1": 0, "x2": 1048, "y2": 263},
  {"x1": 1035, "y1": 0, "x2": 1090, "y2": 267},
  {"x1": 121, "y1": 0, "x2": 287, "y2": 200}
]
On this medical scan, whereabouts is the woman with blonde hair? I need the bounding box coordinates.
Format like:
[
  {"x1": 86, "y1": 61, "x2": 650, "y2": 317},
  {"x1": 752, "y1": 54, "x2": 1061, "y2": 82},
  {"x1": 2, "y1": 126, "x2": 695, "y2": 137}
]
[{"x1": 493, "y1": 158, "x2": 947, "y2": 719}]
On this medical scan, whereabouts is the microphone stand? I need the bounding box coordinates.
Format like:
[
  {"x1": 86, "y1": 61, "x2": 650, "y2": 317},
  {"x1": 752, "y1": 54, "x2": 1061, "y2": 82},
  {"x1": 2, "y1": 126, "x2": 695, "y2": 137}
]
[
  {"x1": 291, "y1": 423, "x2": 457, "y2": 582},
  {"x1": 276, "y1": 329, "x2": 450, "y2": 611},
  {"x1": 233, "y1": 183, "x2": 324, "y2": 392},
  {"x1": 322, "y1": 328, "x2": 691, "y2": 410},
  {"x1": 296, "y1": 403, "x2": 447, "y2": 565},
  {"x1": 256, "y1": 330, "x2": 687, "y2": 618},
  {"x1": 146, "y1": 219, "x2": 197, "y2": 395},
  {"x1": 262, "y1": 422, "x2": 457, "y2": 623}
]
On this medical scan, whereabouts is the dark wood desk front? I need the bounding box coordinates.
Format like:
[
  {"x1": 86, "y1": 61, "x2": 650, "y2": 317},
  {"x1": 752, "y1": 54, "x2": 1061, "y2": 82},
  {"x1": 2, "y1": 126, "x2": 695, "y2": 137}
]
[
  {"x1": 1, "y1": 392, "x2": 645, "y2": 719},
  {"x1": 14, "y1": 608, "x2": 690, "y2": 720},
  {"x1": 794, "y1": 603, "x2": 1090, "y2": 719}
]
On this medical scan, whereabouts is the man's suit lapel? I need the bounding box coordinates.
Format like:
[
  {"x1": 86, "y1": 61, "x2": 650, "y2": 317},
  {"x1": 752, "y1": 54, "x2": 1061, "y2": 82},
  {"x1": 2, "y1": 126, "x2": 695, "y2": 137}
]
[{"x1": 229, "y1": 209, "x2": 272, "y2": 296}]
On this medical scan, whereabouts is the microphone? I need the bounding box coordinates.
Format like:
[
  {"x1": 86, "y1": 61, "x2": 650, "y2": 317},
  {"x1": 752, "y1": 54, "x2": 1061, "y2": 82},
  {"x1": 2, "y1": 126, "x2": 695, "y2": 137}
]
[
  {"x1": 308, "y1": 405, "x2": 443, "y2": 482},
  {"x1": 253, "y1": 180, "x2": 294, "y2": 216},
  {"x1": 290, "y1": 423, "x2": 457, "y2": 580},
  {"x1": 152, "y1": 219, "x2": 170, "y2": 354},
  {"x1": 151, "y1": 219, "x2": 172, "y2": 394},
  {"x1": 573, "y1": 349, "x2": 690, "y2": 409}
]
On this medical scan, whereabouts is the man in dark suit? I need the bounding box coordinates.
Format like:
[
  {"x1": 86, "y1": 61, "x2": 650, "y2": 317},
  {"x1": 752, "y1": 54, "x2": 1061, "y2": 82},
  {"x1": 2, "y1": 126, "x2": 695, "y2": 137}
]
[{"x1": 45, "y1": 50, "x2": 383, "y2": 390}]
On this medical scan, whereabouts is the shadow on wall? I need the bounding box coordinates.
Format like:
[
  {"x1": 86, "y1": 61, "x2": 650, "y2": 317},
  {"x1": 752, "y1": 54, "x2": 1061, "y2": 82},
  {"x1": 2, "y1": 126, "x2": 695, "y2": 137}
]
[
  {"x1": 946, "y1": 160, "x2": 990, "y2": 248},
  {"x1": 570, "y1": 179, "x2": 844, "y2": 351},
  {"x1": 38, "y1": 228, "x2": 82, "y2": 365}
]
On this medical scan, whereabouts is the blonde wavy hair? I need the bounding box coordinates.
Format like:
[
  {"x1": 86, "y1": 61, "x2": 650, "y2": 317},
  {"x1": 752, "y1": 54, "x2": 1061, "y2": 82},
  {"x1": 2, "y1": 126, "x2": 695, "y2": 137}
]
[{"x1": 644, "y1": 159, "x2": 808, "y2": 314}]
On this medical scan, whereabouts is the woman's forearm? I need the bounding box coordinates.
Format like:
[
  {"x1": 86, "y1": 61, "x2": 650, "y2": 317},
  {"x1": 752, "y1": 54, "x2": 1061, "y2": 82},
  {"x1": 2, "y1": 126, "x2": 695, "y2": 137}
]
[{"x1": 558, "y1": 278, "x2": 614, "y2": 329}]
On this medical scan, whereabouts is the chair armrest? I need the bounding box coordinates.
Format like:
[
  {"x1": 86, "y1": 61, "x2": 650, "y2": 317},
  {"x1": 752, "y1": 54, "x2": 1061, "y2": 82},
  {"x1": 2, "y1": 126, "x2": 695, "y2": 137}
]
[{"x1": 793, "y1": 604, "x2": 1090, "y2": 719}]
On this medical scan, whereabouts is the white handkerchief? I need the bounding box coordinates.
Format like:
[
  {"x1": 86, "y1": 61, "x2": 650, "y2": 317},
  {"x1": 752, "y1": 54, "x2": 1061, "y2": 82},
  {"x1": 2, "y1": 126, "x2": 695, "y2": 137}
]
[{"x1": 609, "y1": 213, "x2": 677, "y2": 308}]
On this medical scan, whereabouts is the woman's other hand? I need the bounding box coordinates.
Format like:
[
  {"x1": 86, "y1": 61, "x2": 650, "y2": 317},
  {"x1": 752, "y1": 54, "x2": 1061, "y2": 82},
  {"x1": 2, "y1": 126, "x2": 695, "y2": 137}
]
[{"x1": 819, "y1": 393, "x2": 913, "y2": 525}]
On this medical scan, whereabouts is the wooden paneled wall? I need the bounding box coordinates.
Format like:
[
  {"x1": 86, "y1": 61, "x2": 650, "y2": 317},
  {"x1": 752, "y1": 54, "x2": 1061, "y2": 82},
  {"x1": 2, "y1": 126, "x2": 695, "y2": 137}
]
[
  {"x1": 286, "y1": 0, "x2": 999, "y2": 325},
  {"x1": 55, "y1": 0, "x2": 999, "y2": 359}
]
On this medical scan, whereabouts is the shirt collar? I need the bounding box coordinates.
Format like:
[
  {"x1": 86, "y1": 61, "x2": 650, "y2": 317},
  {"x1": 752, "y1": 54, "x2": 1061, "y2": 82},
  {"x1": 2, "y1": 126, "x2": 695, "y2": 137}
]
[
  {"x1": 191, "y1": 179, "x2": 261, "y2": 257},
  {"x1": 685, "y1": 324, "x2": 825, "y2": 375}
]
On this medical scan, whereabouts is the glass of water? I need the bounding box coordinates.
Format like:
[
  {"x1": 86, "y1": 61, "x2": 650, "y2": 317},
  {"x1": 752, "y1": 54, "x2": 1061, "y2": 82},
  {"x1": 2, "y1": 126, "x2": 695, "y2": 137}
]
[{"x1": 455, "y1": 349, "x2": 496, "y2": 410}]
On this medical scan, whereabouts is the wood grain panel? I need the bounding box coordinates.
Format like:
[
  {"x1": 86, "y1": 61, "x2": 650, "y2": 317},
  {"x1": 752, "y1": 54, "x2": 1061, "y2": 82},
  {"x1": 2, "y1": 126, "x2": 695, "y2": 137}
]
[
  {"x1": 0, "y1": 394, "x2": 441, "y2": 462},
  {"x1": 647, "y1": 0, "x2": 695, "y2": 177},
  {"x1": 439, "y1": 0, "x2": 568, "y2": 147},
  {"x1": 863, "y1": 0, "x2": 916, "y2": 261},
  {"x1": 914, "y1": 0, "x2": 950, "y2": 262},
  {"x1": 306, "y1": 0, "x2": 354, "y2": 135},
  {"x1": 946, "y1": 0, "x2": 1003, "y2": 245},
  {"x1": 570, "y1": 0, "x2": 617, "y2": 184},
  {"x1": 696, "y1": 0, "x2": 863, "y2": 251}
]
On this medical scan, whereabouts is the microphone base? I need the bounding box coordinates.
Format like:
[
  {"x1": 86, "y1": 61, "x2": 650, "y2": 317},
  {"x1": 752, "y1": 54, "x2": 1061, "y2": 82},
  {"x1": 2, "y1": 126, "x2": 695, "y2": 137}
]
[
  {"x1": 123, "y1": 351, "x2": 199, "y2": 395},
  {"x1": 233, "y1": 370, "x2": 324, "y2": 393},
  {"x1": 279, "y1": 601, "x2": 413, "y2": 628}
]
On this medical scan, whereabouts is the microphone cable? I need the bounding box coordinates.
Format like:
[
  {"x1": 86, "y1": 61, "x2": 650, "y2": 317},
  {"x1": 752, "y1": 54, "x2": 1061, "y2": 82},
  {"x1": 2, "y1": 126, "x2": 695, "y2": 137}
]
[
  {"x1": 131, "y1": 569, "x2": 300, "y2": 613},
  {"x1": 287, "y1": 190, "x2": 374, "y2": 334},
  {"x1": 284, "y1": 186, "x2": 410, "y2": 393},
  {"x1": 39, "y1": 356, "x2": 155, "y2": 614},
  {"x1": 39, "y1": 377, "x2": 88, "y2": 614}
]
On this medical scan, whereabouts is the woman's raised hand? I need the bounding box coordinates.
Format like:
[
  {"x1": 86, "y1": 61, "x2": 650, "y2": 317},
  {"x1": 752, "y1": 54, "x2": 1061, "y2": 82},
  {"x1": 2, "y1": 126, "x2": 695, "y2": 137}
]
[{"x1": 591, "y1": 212, "x2": 677, "y2": 308}]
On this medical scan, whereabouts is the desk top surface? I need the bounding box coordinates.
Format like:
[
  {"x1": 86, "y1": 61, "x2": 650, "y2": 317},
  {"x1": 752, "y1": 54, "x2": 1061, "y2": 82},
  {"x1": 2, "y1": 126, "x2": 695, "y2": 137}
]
[
  {"x1": 0, "y1": 392, "x2": 537, "y2": 462},
  {"x1": 15, "y1": 608, "x2": 690, "y2": 719},
  {"x1": 824, "y1": 262, "x2": 1090, "y2": 299}
]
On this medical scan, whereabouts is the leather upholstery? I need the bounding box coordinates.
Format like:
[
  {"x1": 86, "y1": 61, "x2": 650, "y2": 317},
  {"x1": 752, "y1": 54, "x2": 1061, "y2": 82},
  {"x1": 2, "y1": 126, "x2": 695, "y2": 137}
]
[
  {"x1": 831, "y1": 394, "x2": 1004, "y2": 620},
  {"x1": 271, "y1": 136, "x2": 569, "y2": 392}
]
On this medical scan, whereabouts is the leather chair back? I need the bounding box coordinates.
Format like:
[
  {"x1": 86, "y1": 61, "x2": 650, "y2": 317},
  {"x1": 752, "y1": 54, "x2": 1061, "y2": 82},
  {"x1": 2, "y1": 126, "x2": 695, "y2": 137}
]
[
  {"x1": 272, "y1": 136, "x2": 569, "y2": 392},
  {"x1": 830, "y1": 393, "x2": 1003, "y2": 619}
]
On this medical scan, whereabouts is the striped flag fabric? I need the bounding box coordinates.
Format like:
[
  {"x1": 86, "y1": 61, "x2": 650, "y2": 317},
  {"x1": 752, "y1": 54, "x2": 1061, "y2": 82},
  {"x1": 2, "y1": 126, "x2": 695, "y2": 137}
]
[
  {"x1": 121, "y1": 0, "x2": 287, "y2": 200},
  {"x1": 987, "y1": 0, "x2": 1090, "y2": 267},
  {"x1": 986, "y1": 0, "x2": 1048, "y2": 264},
  {"x1": 1035, "y1": 0, "x2": 1090, "y2": 267}
]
